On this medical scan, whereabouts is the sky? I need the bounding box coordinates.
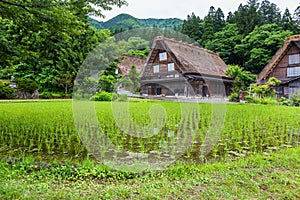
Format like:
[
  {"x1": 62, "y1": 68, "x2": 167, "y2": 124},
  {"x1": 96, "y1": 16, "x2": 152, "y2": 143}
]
[{"x1": 98, "y1": 0, "x2": 299, "y2": 21}]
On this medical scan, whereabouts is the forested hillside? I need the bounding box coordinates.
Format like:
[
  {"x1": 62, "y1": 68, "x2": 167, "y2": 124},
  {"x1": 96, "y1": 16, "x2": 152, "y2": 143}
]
[
  {"x1": 180, "y1": 0, "x2": 300, "y2": 74},
  {"x1": 1, "y1": 0, "x2": 300, "y2": 95},
  {"x1": 89, "y1": 13, "x2": 183, "y2": 34}
]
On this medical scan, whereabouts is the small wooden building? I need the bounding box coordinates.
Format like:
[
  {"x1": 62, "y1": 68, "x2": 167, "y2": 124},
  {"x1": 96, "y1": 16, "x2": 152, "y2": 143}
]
[
  {"x1": 139, "y1": 36, "x2": 232, "y2": 97},
  {"x1": 257, "y1": 35, "x2": 300, "y2": 98}
]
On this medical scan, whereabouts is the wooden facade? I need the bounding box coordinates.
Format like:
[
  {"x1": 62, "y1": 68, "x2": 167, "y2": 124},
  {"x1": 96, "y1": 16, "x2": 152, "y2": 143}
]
[
  {"x1": 257, "y1": 35, "x2": 300, "y2": 98},
  {"x1": 140, "y1": 36, "x2": 232, "y2": 97}
]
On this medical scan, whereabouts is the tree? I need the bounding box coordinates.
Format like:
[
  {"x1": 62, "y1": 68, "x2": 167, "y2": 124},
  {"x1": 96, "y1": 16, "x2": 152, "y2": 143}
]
[
  {"x1": 225, "y1": 65, "x2": 256, "y2": 93},
  {"x1": 120, "y1": 65, "x2": 140, "y2": 93},
  {"x1": 293, "y1": 4, "x2": 300, "y2": 32},
  {"x1": 226, "y1": 12, "x2": 234, "y2": 23},
  {"x1": 181, "y1": 13, "x2": 203, "y2": 42},
  {"x1": 0, "y1": 0, "x2": 127, "y2": 93},
  {"x1": 281, "y1": 8, "x2": 297, "y2": 32},
  {"x1": 205, "y1": 23, "x2": 243, "y2": 65},
  {"x1": 213, "y1": 8, "x2": 226, "y2": 32},
  {"x1": 234, "y1": 24, "x2": 292, "y2": 74},
  {"x1": 98, "y1": 60, "x2": 122, "y2": 92},
  {"x1": 259, "y1": 0, "x2": 281, "y2": 24},
  {"x1": 232, "y1": 1, "x2": 263, "y2": 35},
  {"x1": 202, "y1": 15, "x2": 214, "y2": 46}
]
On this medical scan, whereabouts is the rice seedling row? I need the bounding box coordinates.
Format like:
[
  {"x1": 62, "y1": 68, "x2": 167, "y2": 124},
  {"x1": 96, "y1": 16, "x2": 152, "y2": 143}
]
[{"x1": 0, "y1": 101, "x2": 299, "y2": 163}]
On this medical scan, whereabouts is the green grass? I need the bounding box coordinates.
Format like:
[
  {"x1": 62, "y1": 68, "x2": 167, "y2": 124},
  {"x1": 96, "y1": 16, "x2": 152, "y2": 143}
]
[
  {"x1": 0, "y1": 147, "x2": 299, "y2": 199},
  {"x1": 0, "y1": 100, "x2": 299, "y2": 164},
  {"x1": 0, "y1": 100, "x2": 299, "y2": 198}
]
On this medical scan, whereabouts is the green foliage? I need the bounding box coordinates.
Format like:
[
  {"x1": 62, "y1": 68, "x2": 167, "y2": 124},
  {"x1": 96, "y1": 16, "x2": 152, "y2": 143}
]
[
  {"x1": 100, "y1": 14, "x2": 183, "y2": 33},
  {"x1": 229, "y1": 92, "x2": 238, "y2": 102},
  {"x1": 98, "y1": 75, "x2": 117, "y2": 92},
  {"x1": 0, "y1": 0, "x2": 124, "y2": 93},
  {"x1": 205, "y1": 23, "x2": 243, "y2": 65},
  {"x1": 40, "y1": 92, "x2": 53, "y2": 99},
  {"x1": 244, "y1": 95, "x2": 255, "y2": 103},
  {"x1": 15, "y1": 78, "x2": 38, "y2": 94},
  {"x1": 235, "y1": 24, "x2": 292, "y2": 73},
  {"x1": 232, "y1": 0, "x2": 263, "y2": 35},
  {"x1": 119, "y1": 65, "x2": 140, "y2": 93},
  {"x1": 291, "y1": 94, "x2": 300, "y2": 106},
  {"x1": 266, "y1": 77, "x2": 281, "y2": 86},
  {"x1": 180, "y1": 1, "x2": 297, "y2": 73},
  {"x1": 280, "y1": 97, "x2": 292, "y2": 106},
  {"x1": 0, "y1": 81, "x2": 14, "y2": 99},
  {"x1": 225, "y1": 65, "x2": 255, "y2": 93},
  {"x1": 91, "y1": 91, "x2": 113, "y2": 101},
  {"x1": 126, "y1": 48, "x2": 150, "y2": 58},
  {"x1": 252, "y1": 77, "x2": 281, "y2": 98},
  {"x1": 181, "y1": 13, "x2": 203, "y2": 42}
]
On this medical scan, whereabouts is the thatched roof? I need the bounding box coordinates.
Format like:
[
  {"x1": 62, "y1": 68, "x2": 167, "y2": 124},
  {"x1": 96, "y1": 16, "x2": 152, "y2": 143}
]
[
  {"x1": 144, "y1": 36, "x2": 229, "y2": 78},
  {"x1": 118, "y1": 55, "x2": 146, "y2": 75},
  {"x1": 257, "y1": 35, "x2": 300, "y2": 83}
]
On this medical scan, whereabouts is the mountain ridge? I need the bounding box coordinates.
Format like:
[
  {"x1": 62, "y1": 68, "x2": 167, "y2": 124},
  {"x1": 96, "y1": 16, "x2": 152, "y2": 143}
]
[{"x1": 88, "y1": 13, "x2": 183, "y2": 31}]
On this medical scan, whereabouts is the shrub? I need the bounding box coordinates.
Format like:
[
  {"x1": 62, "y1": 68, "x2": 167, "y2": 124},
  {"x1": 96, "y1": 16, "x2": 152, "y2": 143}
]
[
  {"x1": 244, "y1": 95, "x2": 254, "y2": 103},
  {"x1": 0, "y1": 81, "x2": 14, "y2": 99},
  {"x1": 40, "y1": 92, "x2": 53, "y2": 99},
  {"x1": 16, "y1": 78, "x2": 38, "y2": 93},
  {"x1": 260, "y1": 97, "x2": 278, "y2": 105},
  {"x1": 280, "y1": 97, "x2": 291, "y2": 106},
  {"x1": 91, "y1": 91, "x2": 112, "y2": 101},
  {"x1": 291, "y1": 94, "x2": 300, "y2": 106},
  {"x1": 229, "y1": 93, "x2": 238, "y2": 102}
]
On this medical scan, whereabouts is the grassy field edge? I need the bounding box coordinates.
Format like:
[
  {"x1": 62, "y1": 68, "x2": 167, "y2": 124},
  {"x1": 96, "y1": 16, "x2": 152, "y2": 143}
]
[{"x1": 0, "y1": 147, "x2": 299, "y2": 199}]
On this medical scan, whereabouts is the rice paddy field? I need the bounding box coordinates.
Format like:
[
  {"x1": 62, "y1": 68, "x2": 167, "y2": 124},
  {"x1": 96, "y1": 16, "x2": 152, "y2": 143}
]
[
  {"x1": 0, "y1": 100, "x2": 299, "y2": 163},
  {"x1": 0, "y1": 99, "x2": 299, "y2": 199}
]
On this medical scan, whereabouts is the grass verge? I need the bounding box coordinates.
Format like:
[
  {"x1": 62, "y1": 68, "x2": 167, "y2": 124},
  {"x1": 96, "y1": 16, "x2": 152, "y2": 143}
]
[{"x1": 0, "y1": 147, "x2": 299, "y2": 199}]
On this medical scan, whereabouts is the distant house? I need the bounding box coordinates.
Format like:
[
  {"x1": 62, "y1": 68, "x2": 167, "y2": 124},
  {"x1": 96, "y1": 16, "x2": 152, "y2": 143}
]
[
  {"x1": 257, "y1": 35, "x2": 300, "y2": 98},
  {"x1": 117, "y1": 55, "x2": 146, "y2": 75},
  {"x1": 139, "y1": 36, "x2": 232, "y2": 97}
]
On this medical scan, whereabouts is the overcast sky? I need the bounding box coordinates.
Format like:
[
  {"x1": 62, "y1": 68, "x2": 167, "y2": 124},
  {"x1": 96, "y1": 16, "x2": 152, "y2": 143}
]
[{"x1": 99, "y1": 0, "x2": 299, "y2": 21}]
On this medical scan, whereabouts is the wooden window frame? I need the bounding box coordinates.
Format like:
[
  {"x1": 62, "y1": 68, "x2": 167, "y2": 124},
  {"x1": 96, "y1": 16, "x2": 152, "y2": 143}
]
[
  {"x1": 167, "y1": 63, "x2": 175, "y2": 71},
  {"x1": 287, "y1": 67, "x2": 300, "y2": 77},
  {"x1": 289, "y1": 54, "x2": 300, "y2": 65},
  {"x1": 159, "y1": 52, "x2": 167, "y2": 61},
  {"x1": 153, "y1": 65, "x2": 160, "y2": 73}
]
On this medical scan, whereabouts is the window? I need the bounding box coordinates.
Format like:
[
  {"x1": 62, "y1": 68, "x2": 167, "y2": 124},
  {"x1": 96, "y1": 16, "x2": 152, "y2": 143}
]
[
  {"x1": 153, "y1": 65, "x2": 160, "y2": 73},
  {"x1": 287, "y1": 67, "x2": 300, "y2": 77},
  {"x1": 168, "y1": 63, "x2": 175, "y2": 71},
  {"x1": 289, "y1": 54, "x2": 300, "y2": 65},
  {"x1": 159, "y1": 52, "x2": 167, "y2": 61}
]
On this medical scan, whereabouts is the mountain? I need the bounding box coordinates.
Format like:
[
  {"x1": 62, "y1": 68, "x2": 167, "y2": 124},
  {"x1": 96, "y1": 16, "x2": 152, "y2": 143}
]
[{"x1": 89, "y1": 14, "x2": 183, "y2": 31}]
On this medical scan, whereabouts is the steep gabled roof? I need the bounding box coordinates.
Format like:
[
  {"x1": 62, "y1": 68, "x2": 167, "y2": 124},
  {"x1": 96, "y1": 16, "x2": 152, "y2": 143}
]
[
  {"x1": 257, "y1": 35, "x2": 300, "y2": 82},
  {"x1": 143, "y1": 36, "x2": 229, "y2": 77}
]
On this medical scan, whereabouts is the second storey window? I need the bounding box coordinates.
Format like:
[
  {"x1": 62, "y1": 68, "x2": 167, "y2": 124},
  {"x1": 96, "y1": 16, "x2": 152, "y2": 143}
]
[
  {"x1": 289, "y1": 54, "x2": 300, "y2": 65},
  {"x1": 159, "y1": 52, "x2": 167, "y2": 61},
  {"x1": 287, "y1": 67, "x2": 300, "y2": 77},
  {"x1": 168, "y1": 63, "x2": 175, "y2": 71},
  {"x1": 153, "y1": 65, "x2": 160, "y2": 73}
]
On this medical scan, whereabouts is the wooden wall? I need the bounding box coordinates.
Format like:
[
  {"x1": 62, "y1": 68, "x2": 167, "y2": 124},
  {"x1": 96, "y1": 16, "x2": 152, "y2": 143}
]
[{"x1": 267, "y1": 43, "x2": 300, "y2": 80}]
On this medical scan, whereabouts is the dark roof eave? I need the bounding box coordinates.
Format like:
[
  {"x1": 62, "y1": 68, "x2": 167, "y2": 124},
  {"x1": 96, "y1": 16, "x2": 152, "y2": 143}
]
[{"x1": 184, "y1": 73, "x2": 233, "y2": 83}]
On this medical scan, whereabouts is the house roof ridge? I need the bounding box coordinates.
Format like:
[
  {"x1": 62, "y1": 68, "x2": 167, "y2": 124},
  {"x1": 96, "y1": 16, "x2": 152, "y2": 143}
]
[
  {"x1": 257, "y1": 34, "x2": 300, "y2": 82},
  {"x1": 286, "y1": 34, "x2": 300, "y2": 42},
  {"x1": 155, "y1": 36, "x2": 218, "y2": 56}
]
